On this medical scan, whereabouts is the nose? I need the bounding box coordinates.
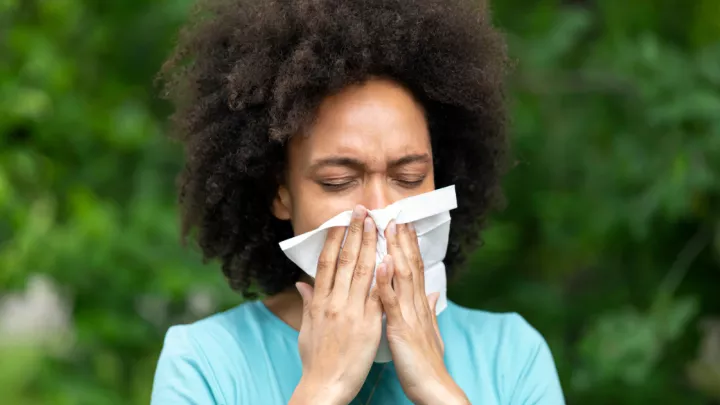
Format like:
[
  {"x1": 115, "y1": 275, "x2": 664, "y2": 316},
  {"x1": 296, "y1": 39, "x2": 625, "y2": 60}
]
[{"x1": 362, "y1": 180, "x2": 391, "y2": 211}]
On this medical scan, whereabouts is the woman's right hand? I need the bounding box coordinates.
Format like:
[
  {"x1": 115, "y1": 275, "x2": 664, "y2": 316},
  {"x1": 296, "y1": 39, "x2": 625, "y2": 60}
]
[{"x1": 289, "y1": 205, "x2": 383, "y2": 405}]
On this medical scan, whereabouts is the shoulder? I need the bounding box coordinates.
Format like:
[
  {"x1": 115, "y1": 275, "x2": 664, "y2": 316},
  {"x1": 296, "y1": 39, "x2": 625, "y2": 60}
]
[
  {"x1": 159, "y1": 301, "x2": 263, "y2": 368},
  {"x1": 151, "y1": 301, "x2": 270, "y2": 405},
  {"x1": 441, "y1": 301, "x2": 547, "y2": 351},
  {"x1": 441, "y1": 302, "x2": 565, "y2": 404}
]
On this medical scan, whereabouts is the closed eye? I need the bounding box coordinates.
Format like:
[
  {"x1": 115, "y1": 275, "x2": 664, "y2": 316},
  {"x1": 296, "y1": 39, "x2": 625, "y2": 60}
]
[
  {"x1": 318, "y1": 180, "x2": 356, "y2": 192},
  {"x1": 395, "y1": 177, "x2": 425, "y2": 188}
]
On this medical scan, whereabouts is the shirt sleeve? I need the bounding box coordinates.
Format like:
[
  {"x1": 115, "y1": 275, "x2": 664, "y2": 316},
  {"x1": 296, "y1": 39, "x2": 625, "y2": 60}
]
[
  {"x1": 507, "y1": 314, "x2": 566, "y2": 405},
  {"x1": 151, "y1": 325, "x2": 222, "y2": 405}
]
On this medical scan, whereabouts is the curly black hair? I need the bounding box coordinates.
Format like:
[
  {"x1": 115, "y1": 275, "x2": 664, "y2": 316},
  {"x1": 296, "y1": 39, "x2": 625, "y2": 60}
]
[{"x1": 159, "y1": 0, "x2": 509, "y2": 297}]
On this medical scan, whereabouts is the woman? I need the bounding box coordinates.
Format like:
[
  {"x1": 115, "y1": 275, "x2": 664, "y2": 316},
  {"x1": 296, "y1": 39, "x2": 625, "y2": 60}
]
[{"x1": 152, "y1": 0, "x2": 565, "y2": 404}]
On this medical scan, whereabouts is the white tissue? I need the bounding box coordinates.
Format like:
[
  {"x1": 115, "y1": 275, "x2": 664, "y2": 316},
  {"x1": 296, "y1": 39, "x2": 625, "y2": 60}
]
[{"x1": 279, "y1": 185, "x2": 457, "y2": 362}]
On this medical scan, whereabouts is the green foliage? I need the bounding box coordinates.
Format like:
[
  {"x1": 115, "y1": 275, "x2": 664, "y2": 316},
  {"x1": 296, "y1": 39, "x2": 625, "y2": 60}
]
[
  {"x1": 1, "y1": 0, "x2": 718, "y2": 404},
  {"x1": 1, "y1": 1, "x2": 235, "y2": 404}
]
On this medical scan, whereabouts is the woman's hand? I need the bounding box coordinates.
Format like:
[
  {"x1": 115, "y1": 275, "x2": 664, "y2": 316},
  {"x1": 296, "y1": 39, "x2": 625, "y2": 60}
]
[
  {"x1": 377, "y1": 221, "x2": 470, "y2": 405},
  {"x1": 289, "y1": 206, "x2": 383, "y2": 405}
]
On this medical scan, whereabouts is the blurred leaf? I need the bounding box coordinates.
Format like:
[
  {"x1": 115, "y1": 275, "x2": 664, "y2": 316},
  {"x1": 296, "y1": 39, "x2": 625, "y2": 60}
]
[
  {"x1": 575, "y1": 296, "x2": 699, "y2": 389},
  {"x1": 697, "y1": 44, "x2": 720, "y2": 86},
  {"x1": 652, "y1": 296, "x2": 700, "y2": 342},
  {"x1": 576, "y1": 307, "x2": 661, "y2": 387}
]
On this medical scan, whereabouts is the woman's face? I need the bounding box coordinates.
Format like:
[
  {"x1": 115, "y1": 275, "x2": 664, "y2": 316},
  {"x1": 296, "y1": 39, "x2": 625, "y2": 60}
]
[{"x1": 273, "y1": 78, "x2": 435, "y2": 235}]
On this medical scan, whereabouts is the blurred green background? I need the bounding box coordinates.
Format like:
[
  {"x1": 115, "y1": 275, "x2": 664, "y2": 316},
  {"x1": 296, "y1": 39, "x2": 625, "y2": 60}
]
[{"x1": 1, "y1": 0, "x2": 719, "y2": 404}]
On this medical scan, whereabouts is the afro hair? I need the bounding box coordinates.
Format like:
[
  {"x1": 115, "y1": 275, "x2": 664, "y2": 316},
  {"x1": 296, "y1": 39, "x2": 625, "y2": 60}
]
[{"x1": 159, "y1": 0, "x2": 510, "y2": 297}]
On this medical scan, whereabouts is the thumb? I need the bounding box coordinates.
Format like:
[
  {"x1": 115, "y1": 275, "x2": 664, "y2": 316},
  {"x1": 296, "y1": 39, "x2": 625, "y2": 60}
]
[
  {"x1": 427, "y1": 291, "x2": 440, "y2": 313},
  {"x1": 295, "y1": 282, "x2": 314, "y2": 318},
  {"x1": 427, "y1": 292, "x2": 442, "y2": 341}
]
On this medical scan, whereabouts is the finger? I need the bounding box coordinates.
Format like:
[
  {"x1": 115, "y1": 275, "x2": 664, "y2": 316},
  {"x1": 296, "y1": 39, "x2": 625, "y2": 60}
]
[
  {"x1": 427, "y1": 292, "x2": 442, "y2": 343},
  {"x1": 404, "y1": 222, "x2": 426, "y2": 294},
  {"x1": 331, "y1": 205, "x2": 367, "y2": 298},
  {"x1": 296, "y1": 282, "x2": 314, "y2": 322},
  {"x1": 427, "y1": 292, "x2": 440, "y2": 315},
  {"x1": 314, "y1": 226, "x2": 345, "y2": 299},
  {"x1": 385, "y1": 221, "x2": 414, "y2": 308},
  {"x1": 377, "y1": 258, "x2": 403, "y2": 322},
  {"x1": 349, "y1": 216, "x2": 377, "y2": 303},
  {"x1": 366, "y1": 284, "x2": 382, "y2": 317},
  {"x1": 428, "y1": 292, "x2": 445, "y2": 352},
  {"x1": 397, "y1": 221, "x2": 426, "y2": 311}
]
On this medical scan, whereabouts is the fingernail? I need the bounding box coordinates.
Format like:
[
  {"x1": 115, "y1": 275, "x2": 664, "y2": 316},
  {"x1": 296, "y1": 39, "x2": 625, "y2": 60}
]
[
  {"x1": 407, "y1": 222, "x2": 415, "y2": 232},
  {"x1": 383, "y1": 255, "x2": 393, "y2": 266},
  {"x1": 387, "y1": 220, "x2": 396, "y2": 235},
  {"x1": 352, "y1": 205, "x2": 365, "y2": 218},
  {"x1": 376, "y1": 263, "x2": 387, "y2": 277},
  {"x1": 364, "y1": 217, "x2": 374, "y2": 232}
]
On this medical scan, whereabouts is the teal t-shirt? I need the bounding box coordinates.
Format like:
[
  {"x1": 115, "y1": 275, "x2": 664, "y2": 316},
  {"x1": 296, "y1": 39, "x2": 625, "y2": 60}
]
[{"x1": 151, "y1": 300, "x2": 565, "y2": 404}]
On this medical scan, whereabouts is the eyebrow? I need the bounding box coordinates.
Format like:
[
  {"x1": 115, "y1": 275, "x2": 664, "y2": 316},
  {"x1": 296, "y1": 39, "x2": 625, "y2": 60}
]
[{"x1": 308, "y1": 153, "x2": 431, "y2": 172}]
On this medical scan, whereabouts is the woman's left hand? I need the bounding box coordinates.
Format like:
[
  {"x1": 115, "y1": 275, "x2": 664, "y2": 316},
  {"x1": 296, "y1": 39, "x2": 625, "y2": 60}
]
[{"x1": 377, "y1": 221, "x2": 470, "y2": 405}]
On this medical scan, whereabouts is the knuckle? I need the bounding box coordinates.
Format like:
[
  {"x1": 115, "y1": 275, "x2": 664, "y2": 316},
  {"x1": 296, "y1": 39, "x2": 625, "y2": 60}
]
[
  {"x1": 348, "y1": 221, "x2": 363, "y2": 234},
  {"x1": 325, "y1": 228, "x2": 341, "y2": 243},
  {"x1": 353, "y1": 263, "x2": 371, "y2": 280},
  {"x1": 386, "y1": 296, "x2": 400, "y2": 309},
  {"x1": 317, "y1": 257, "x2": 334, "y2": 271},
  {"x1": 390, "y1": 239, "x2": 402, "y2": 249},
  {"x1": 324, "y1": 306, "x2": 341, "y2": 320},
  {"x1": 409, "y1": 255, "x2": 424, "y2": 270},
  {"x1": 337, "y1": 250, "x2": 355, "y2": 267},
  {"x1": 399, "y1": 267, "x2": 413, "y2": 281},
  {"x1": 361, "y1": 237, "x2": 374, "y2": 247}
]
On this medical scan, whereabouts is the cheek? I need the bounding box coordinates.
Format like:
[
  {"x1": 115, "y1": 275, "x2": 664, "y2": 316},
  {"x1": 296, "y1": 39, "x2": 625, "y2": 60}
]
[{"x1": 289, "y1": 185, "x2": 357, "y2": 235}]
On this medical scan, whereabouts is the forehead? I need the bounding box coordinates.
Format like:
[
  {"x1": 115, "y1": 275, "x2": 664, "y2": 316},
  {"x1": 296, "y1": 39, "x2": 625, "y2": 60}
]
[{"x1": 288, "y1": 79, "x2": 431, "y2": 168}]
